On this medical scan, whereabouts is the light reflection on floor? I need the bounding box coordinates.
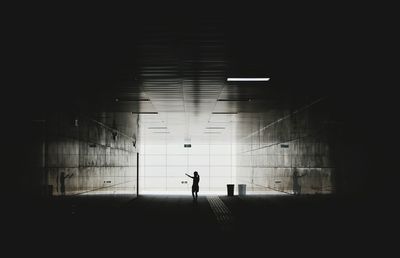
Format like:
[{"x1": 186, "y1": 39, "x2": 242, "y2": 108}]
[
  {"x1": 79, "y1": 190, "x2": 136, "y2": 195},
  {"x1": 74, "y1": 189, "x2": 286, "y2": 196},
  {"x1": 141, "y1": 190, "x2": 286, "y2": 196}
]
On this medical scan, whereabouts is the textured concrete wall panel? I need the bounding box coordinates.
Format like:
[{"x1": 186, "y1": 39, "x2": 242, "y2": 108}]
[
  {"x1": 36, "y1": 113, "x2": 139, "y2": 197},
  {"x1": 236, "y1": 99, "x2": 334, "y2": 195}
]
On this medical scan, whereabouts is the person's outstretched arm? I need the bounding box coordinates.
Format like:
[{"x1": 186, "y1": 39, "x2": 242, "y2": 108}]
[{"x1": 185, "y1": 173, "x2": 193, "y2": 178}]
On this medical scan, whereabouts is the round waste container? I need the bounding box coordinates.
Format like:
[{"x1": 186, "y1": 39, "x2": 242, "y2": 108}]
[
  {"x1": 238, "y1": 184, "x2": 246, "y2": 196},
  {"x1": 227, "y1": 184, "x2": 234, "y2": 196}
]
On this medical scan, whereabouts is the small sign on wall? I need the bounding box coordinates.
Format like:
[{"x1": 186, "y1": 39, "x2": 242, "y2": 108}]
[
  {"x1": 280, "y1": 144, "x2": 289, "y2": 148},
  {"x1": 184, "y1": 144, "x2": 191, "y2": 148}
]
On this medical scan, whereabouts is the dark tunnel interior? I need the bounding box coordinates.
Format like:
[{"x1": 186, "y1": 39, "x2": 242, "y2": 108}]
[{"x1": 4, "y1": 3, "x2": 397, "y2": 255}]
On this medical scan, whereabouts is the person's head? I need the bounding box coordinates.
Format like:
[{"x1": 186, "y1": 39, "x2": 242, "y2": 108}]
[{"x1": 194, "y1": 171, "x2": 198, "y2": 176}]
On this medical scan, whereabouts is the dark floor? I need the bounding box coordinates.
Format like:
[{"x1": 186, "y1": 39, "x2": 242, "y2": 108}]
[{"x1": 7, "y1": 194, "x2": 398, "y2": 255}]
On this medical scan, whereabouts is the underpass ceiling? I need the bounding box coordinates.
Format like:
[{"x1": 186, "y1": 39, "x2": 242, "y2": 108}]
[{"x1": 26, "y1": 7, "x2": 348, "y2": 144}]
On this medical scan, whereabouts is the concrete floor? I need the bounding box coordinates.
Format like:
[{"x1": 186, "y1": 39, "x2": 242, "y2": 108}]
[{"x1": 7, "y1": 194, "x2": 398, "y2": 256}]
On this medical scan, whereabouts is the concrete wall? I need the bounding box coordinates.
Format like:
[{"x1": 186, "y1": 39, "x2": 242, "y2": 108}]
[
  {"x1": 236, "y1": 98, "x2": 336, "y2": 195},
  {"x1": 25, "y1": 112, "x2": 138, "y2": 198}
]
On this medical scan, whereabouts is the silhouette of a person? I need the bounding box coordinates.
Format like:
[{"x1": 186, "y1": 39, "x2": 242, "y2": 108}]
[
  {"x1": 292, "y1": 169, "x2": 306, "y2": 196},
  {"x1": 60, "y1": 172, "x2": 73, "y2": 196},
  {"x1": 185, "y1": 171, "x2": 200, "y2": 200}
]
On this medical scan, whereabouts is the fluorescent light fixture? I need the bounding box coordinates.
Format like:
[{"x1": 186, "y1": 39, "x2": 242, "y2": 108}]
[
  {"x1": 132, "y1": 112, "x2": 158, "y2": 114},
  {"x1": 217, "y1": 98, "x2": 252, "y2": 102},
  {"x1": 148, "y1": 127, "x2": 167, "y2": 129},
  {"x1": 211, "y1": 112, "x2": 238, "y2": 114},
  {"x1": 227, "y1": 78, "x2": 270, "y2": 82},
  {"x1": 204, "y1": 132, "x2": 221, "y2": 134},
  {"x1": 115, "y1": 98, "x2": 150, "y2": 102},
  {"x1": 206, "y1": 127, "x2": 225, "y2": 129}
]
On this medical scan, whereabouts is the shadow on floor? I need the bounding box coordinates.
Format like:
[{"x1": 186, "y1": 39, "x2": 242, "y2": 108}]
[{"x1": 6, "y1": 194, "x2": 398, "y2": 255}]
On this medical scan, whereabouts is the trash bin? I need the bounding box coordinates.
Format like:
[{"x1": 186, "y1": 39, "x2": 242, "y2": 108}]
[
  {"x1": 227, "y1": 184, "x2": 234, "y2": 196},
  {"x1": 238, "y1": 184, "x2": 246, "y2": 196}
]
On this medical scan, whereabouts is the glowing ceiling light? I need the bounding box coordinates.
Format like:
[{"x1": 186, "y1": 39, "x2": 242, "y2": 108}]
[{"x1": 226, "y1": 78, "x2": 270, "y2": 81}]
